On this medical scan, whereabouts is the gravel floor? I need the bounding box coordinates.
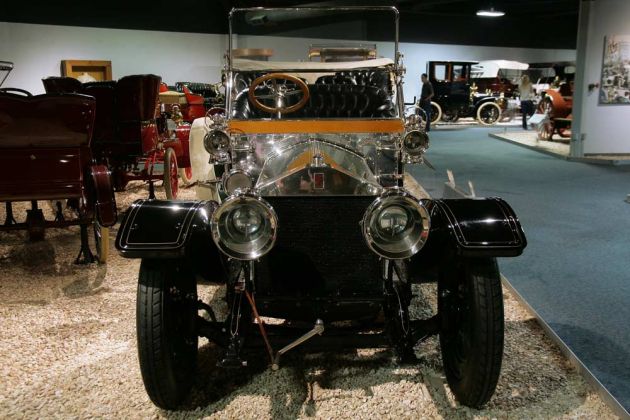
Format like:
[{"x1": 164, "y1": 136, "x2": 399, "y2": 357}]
[{"x1": 0, "y1": 180, "x2": 618, "y2": 419}]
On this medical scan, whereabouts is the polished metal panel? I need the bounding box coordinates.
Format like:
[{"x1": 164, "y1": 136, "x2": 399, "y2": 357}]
[{"x1": 255, "y1": 139, "x2": 382, "y2": 196}]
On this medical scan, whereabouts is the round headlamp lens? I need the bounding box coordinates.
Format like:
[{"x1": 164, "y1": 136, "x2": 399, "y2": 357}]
[
  {"x1": 224, "y1": 170, "x2": 253, "y2": 195},
  {"x1": 362, "y1": 190, "x2": 430, "y2": 259},
  {"x1": 377, "y1": 205, "x2": 410, "y2": 236},
  {"x1": 231, "y1": 205, "x2": 262, "y2": 236},
  {"x1": 403, "y1": 130, "x2": 429, "y2": 155},
  {"x1": 204, "y1": 130, "x2": 230, "y2": 154},
  {"x1": 211, "y1": 194, "x2": 277, "y2": 260}
]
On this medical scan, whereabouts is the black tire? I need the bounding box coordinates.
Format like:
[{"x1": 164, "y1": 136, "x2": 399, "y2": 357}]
[
  {"x1": 438, "y1": 258, "x2": 504, "y2": 408},
  {"x1": 137, "y1": 259, "x2": 198, "y2": 409},
  {"x1": 476, "y1": 102, "x2": 502, "y2": 125},
  {"x1": 441, "y1": 109, "x2": 460, "y2": 123}
]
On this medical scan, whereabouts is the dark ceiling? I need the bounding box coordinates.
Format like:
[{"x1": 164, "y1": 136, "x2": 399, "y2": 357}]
[{"x1": 0, "y1": 0, "x2": 580, "y2": 49}]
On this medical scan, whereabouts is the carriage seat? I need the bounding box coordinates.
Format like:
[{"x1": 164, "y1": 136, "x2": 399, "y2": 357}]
[
  {"x1": 315, "y1": 70, "x2": 391, "y2": 92},
  {"x1": 231, "y1": 83, "x2": 395, "y2": 119},
  {"x1": 42, "y1": 76, "x2": 83, "y2": 94},
  {"x1": 0, "y1": 92, "x2": 95, "y2": 148}
]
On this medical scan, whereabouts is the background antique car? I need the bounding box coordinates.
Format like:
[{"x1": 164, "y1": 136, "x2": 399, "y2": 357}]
[
  {"x1": 115, "y1": 7, "x2": 527, "y2": 411},
  {"x1": 426, "y1": 60, "x2": 504, "y2": 125},
  {"x1": 0, "y1": 65, "x2": 117, "y2": 263},
  {"x1": 471, "y1": 60, "x2": 529, "y2": 98},
  {"x1": 536, "y1": 81, "x2": 573, "y2": 140},
  {"x1": 43, "y1": 74, "x2": 194, "y2": 199}
]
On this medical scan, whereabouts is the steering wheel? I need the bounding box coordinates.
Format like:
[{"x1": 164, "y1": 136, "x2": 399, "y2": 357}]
[
  {"x1": 0, "y1": 88, "x2": 32, "y2": 96},
  {"x1": 248, "y1": 73, "x2": 310, "y2": 115}
]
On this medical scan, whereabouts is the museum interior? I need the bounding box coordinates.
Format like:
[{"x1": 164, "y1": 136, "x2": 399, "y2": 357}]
[{"x1": 1, "y1": 0, "x2": 629, "y2": 418}]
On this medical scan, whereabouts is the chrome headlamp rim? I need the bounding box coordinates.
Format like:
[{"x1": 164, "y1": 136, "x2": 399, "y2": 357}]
[
  {"x1": 362, "y1": 188, "x2": 430, "y2": 259},
  {"x1": 402, "y1": 129, "x2": 429, "y2": 156},
  {"x1": 222, "y1": 168, "x2": 254, "y2": 195},
  {"x1": 203, "y1": 129, "x2": 231, "y2": 154},
  {"x1": 210, "y1": 191, "x2": 278, "y2": 260}
]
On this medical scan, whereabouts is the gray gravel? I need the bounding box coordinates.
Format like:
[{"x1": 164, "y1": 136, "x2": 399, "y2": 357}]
[{"x1": 0, "y1": 180, "x2": 618, "y2": 419}]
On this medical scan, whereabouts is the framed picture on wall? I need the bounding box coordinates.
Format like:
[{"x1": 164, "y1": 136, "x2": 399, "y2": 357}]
[
  {"x1": 600, "y1": 35, "x2": 630, "y2": 104},
  {"x1": 61, "y1": 60, "x2": 112, "y2": 82}
]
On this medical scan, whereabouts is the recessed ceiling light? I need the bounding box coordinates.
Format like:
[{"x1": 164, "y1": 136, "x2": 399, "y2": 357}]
[{"x1": 476, "y1": 7, "x2": 505, "y2": 17}]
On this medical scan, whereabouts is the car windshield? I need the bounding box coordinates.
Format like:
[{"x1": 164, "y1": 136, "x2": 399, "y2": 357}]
[
  {"x1": 0, "y1": 61, "x2": 13, "y2": 87},
  {"x1": 227, "y1": 7, "x2": 400, "y2": 120}
]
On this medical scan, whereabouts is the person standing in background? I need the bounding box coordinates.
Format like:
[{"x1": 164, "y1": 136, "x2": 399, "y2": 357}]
[
  {"x1": 419, "y1": 73, "x2": 434, "y2": 131},
  {"x1": 519, "y1": 74, "x2": 535, "y2": 130}
]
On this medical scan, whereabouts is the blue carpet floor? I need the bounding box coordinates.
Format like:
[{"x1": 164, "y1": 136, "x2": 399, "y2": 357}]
[{"x1": 408, "y1": 127, "x2": 630, "y2": 412}]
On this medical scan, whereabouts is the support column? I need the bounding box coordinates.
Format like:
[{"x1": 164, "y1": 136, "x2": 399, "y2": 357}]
[{"x1": 570, "y1": 0, "x2": 593, "y2": 158}]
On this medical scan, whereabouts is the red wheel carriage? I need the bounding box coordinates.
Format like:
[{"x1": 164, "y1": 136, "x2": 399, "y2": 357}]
[
  {"x1": 43, "y1": 75, "x2": 193, "y2": 199},
  {"x1": 536, "y1": 82, "x2": 573, "y2": 141},
  {"x1": 0, "y1": 87, "x2": 117, "y2": 264}
]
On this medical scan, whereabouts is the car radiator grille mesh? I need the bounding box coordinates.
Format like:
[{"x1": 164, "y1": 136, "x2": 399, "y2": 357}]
[{"x1": 256, "y1": 196, "x2": 382, "y2": 299}]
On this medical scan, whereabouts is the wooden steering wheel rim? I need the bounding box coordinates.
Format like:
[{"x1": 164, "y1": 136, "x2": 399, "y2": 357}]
[{"x1": 248, "y1": 73, "x2": 310, "y2": 114}]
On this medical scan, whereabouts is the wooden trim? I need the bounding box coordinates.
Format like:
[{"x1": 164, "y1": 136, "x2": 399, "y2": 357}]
[
  {"x1": 61, "y1": 60, "x2": 113, "y2": 81},
  {"x1": 227, "y1": 119, "x2": 404, "y2": 134}
]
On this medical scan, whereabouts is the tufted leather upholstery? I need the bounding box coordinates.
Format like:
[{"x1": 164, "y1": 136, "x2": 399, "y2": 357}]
[
  {"x1": 232, "y1": 83, "x2": 395, "y2": 119},
  {"x1": 315, "y1": 70, "x2": 391, "y2": 92}
]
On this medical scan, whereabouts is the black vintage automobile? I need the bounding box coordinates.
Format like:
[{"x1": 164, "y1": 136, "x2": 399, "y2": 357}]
[
  {"x1": 116, "y1": 7, "x2": 526, "y2": 410},
  {"x1": 425, "y1": 61, "x2": 505, "y2": 125}
]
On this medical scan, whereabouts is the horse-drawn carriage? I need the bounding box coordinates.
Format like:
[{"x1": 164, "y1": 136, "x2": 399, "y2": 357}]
[
  {"x1": 43, "y1": 74, "x2": 193, "y2": 199},
  {"x1": 0, "y1": 64, "x2": 117, "y2": 263}
]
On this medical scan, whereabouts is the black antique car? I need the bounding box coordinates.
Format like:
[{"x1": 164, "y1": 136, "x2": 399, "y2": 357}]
[
  {"x1": 116, "y1": 7, "x2": 526, "y2": 410},
  {"x1": 426, "y1": 61, "x2": 505, "y2": 125}
]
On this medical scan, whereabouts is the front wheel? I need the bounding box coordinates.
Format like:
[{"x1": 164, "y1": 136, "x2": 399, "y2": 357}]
[
  {"x1": 93, "y1": 221, "x2": 109, "y2": 264},
  {"x1": 179, "y1": 166, "x2": 193, "y2": 186},
  {"x1": 476, "y1": 102, "x2": 502, "y2": 125},
  {"x1": 137, "y1": 259, "x2": 198, "y2": 410},
  {"x1": 438, "y1": 258, "x2": 504, "y2": 408},
  {"x1": 164, "y1": 148, "x2": 179, "y2": 199}
]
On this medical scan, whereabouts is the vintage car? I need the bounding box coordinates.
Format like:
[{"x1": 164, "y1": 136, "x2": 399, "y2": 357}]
[
  {"x1": 426, "y1": 61, "x2": 504, "y2": 125},
  {"x1": 0, "y1": 67, "x2": 117, "y2": 263},
  {"x1": 536, "y1": 81, "x2": 573, "y2": 140},
  {"x1": 471, "y1": 60, "x2": 528, "y2": 98},
  {"x1": 115, "y1": 7, "x2": 527, "y2": 410},
  {"x1": 43, "y1": 75, "x2": 193, "y2": 199}
]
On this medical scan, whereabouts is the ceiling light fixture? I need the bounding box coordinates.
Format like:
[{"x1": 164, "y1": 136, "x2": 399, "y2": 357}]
[{"x1": 476, "y1": 7, "x2": 505, "y2": 17}]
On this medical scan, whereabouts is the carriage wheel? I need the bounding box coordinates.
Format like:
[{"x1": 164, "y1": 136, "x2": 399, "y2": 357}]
[
  {"x1": 93, "y1": 222, "x2": 110, "y2": 264},
  {"x1": 178, "y1": 166, "x2": 193, "y2": 186},
  {"x1": 441, "y1": 109, "x2": 460, "y2": 123},
  {"x1": 164, "y1": 148, "x2": 179, "y2": 199},
  {"x1": 476, "y1": 102, "x2": 502, "y2": 125},
  {"x1": 537, "y1": 119, "x2": 554, "y2": 141}
]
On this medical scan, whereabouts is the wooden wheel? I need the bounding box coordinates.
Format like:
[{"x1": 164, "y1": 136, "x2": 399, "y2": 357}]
[
  {"x1": 93, "y1": 221, "x2": 109, "y2": 264},
  {"x1": 537, "y1": 119, "x2": 554, "y2": 141},
  {"x1": 179, "y1": 166, "x2": 193, "y2": 186},
  {"x1": 164, "y1": 148, "x2": 179, "y2": 199}
]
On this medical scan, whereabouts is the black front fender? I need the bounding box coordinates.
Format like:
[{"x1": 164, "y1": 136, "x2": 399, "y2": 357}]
[
  {"x1": 115, "y1": 199, "x2": 218, "y2": 259},
  {"x1": 432, "y1": 197, "x2": 527, "y2": 257},
  {"x1": 408, "y1": 197, "x2": 526, "y2": 283}
]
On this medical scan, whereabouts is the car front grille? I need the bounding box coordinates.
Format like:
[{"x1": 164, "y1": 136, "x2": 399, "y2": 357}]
[{"x1": 256, "y1": 196, "x2": 382, "y2": 302}]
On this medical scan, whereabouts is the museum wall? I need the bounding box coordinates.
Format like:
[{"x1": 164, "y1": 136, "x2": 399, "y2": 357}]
[
  {"x1": 1, "y1": 20, "x2": 574, "y2": 103},
  {"x1": 0, "y1": 22, "x2": 227, "y2": 94},
  {"x1": 577, "y1": 0, "x2": 630, "y2": 155}
]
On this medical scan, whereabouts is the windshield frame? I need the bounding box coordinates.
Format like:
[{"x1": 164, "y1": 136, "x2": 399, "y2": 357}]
[{"x1": 227, "y1": 7, "x2": 400, "y2": 122}]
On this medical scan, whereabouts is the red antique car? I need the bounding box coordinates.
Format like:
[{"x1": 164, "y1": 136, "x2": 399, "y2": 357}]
[
  {"x1": 0, "y1": 87, "x2": 117, "y2": 263},
  {"x1": 536, "y1": 82, "x2": 573, "y2": 140},
  {"x1": 43, "y1": 75, "x2": 193, "y2": 199}
]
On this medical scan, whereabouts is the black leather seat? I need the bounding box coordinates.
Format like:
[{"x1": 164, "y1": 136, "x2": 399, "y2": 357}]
[
  {"x1": 231, "y1": 83, "x2": 395, "y2": 119},
  {"x1": 315, "y1": 70, "x2": 391, "y2": 92}
]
